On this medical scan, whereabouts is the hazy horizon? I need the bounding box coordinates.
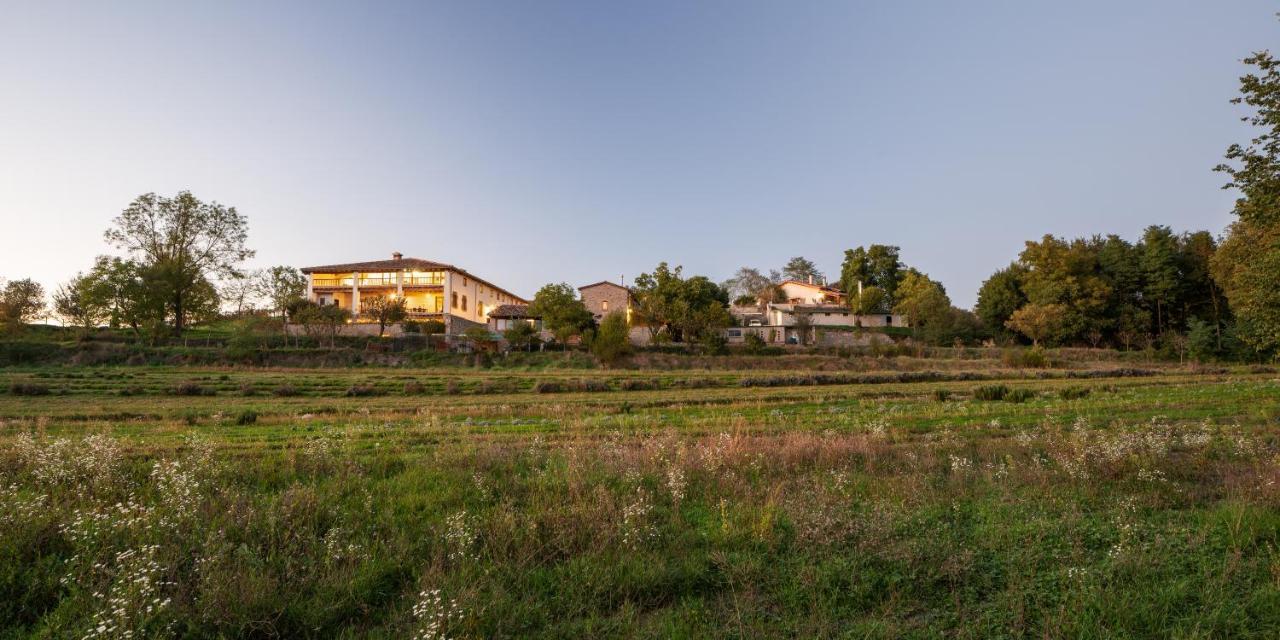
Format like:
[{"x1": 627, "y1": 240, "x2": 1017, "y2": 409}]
[{"x1": 2, "y1": 1, "x2": 1273, "y2": 309}]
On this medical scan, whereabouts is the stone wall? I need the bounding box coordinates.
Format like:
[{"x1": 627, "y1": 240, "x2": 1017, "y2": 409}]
[{"x1": 579, "y1": 283, "x2": 630, "y2": 322}]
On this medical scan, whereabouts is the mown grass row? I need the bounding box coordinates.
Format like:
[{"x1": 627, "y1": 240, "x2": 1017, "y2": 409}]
[{"x1": 2, "y1": 361, "x2": 1252, "y2": 401}]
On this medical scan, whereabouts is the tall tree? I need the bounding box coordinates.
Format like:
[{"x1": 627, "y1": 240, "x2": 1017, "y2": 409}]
[
  {"x1": 53, "y1": 273, "x2": 109, "y2": 331},
  {"x1": 633, "y1": 263, "x2": 729, "y2": 343},
  {"x1": 780, "y1": 256, "x2": 822, "y2": 282},
  {"x1": 0, "y1": 278, "x2": 45, "y2": 332},
  {"x1": 1212, "y1": 51, "x2": 1280, "y2": 354},
  {"x1": 725, "y1": 267, "x2": 777, "y2": 304},
  {"x1": 1006, "y1": 303, "x2": 1067, "y2": 347},
  {"x1": 838, "y1": 247, "x2": 870, "y2": 296},
  {"x1": 104, "y1": 191, "x2": 253, "y2": 335},
  {"x1": 360, "y1": 294, "x2": 407, "y2": 338},
  {"x1": 256, "y1": 266, "x2": 308, "y2": 327},
  {"x1": 527, "y1": 283, "x2": 594, "y2": 345},
  {"x1": 974, "y1": 263, "x2": 1027, "y2": 336},
  {"x1": 892, "y1": 270, "x2": 951, "y2": 336},
  {"x1": 1139, "y1": 225, "x2": 1181, "y2": 335}
]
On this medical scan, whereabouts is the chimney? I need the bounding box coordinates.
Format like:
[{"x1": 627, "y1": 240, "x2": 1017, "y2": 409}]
[{"x1": 392, "y1": 252, "x2": 403, "y2": 261}]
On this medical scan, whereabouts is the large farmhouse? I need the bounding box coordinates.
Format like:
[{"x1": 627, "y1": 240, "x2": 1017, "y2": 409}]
[{"x1": 300, "y1": 252, "x2": 527, "y2": 335}]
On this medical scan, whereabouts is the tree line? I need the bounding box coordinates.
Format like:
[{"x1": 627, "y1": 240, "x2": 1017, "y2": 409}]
[{"x1": 3, "y1": 39, "x2": 1278, "y2": 361}]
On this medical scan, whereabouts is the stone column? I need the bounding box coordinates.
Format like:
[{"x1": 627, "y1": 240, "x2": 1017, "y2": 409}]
[{"x1": 352, "y1": 272, "x2": 361, "y2": 318}]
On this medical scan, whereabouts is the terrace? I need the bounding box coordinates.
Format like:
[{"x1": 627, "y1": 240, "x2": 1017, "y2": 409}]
[{"x1": 310, "y1": 271, "x2": 446, "y2": 289}]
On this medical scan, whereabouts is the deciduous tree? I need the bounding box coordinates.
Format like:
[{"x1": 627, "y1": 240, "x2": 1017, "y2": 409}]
[{"x1": 104, "y1": 191, "x2": 253, "y2": 335}]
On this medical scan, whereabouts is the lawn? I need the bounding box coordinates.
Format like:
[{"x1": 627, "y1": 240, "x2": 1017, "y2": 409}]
[{"x1": 2, "y1": 362, "x2": 1279, "y2": 638}]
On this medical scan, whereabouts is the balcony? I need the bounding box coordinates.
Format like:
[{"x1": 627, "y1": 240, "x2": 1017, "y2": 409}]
[{"x1": 311, "y1": 273, "x2": 445, "y2": 288}]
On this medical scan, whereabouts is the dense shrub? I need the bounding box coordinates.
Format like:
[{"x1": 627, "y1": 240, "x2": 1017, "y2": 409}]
[
  {"x1": 973, "y1": 384, "x2": 1010, "y2": 401},
  {"x1": 1004, "y1": 388, "x2": 1036, "y2": 403},
  {"x1": 533, "y1": 380, "x2": 566, "y2": 394},
  {"x1": 172, "y1": 381, "x2": 211, "y2": 396},
  {"x1": 580, "y1": 379, "x2": 611, "y2": 392},
  {"x1": 9, "y1": 382, "x2": 50, "y2": 396},
  {"x1": 1002, "y1": 347, "x2": 1050, "y2": 369},
  {"x1": 1059, "y1": 386, "x2": 1091, "y2": 400}
]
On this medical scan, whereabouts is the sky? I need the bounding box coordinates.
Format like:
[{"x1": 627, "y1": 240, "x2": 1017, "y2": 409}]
[{"x1": 0, "y1": 1, "x2": 1274, "y2": 309}]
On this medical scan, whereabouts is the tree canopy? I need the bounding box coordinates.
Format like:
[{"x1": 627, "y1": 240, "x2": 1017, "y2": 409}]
[{"x1": 105, "y1": 191, "x2": 253, "y2": 335}]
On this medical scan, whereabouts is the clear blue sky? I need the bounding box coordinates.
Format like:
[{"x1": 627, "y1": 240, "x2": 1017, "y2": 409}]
[{"x1": 1, "y1": 1, "x2": 1273, "y2": 308}]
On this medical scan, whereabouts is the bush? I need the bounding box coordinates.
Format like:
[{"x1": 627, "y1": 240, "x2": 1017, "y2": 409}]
[
  {"x1": 742, "y1": 333, "x2": 768, "y2": 355},
  {"x1": 273, "y1": 384, "x2": 300, "y2": 397},
  {"x1": 533, "y1": 380, "x2": 566, "y2": 394},
  {"x1": 592, "y1": 311, "x2": 633, "y2": 366},
  {"x1": 1004, "y1": 388, "x2": 1036, "y2": 403},
  {"x1": 1059, "y1": 386, "x2": 1091, "y2": 400},
  {"x1": 700, "y1": 333, "x2": 729, "y2": 356},
  {"x1": 403, "y1": 380, "x2": 424, "y2": 394},
  {"x1": 172, "y1": 381, "x2": 210, "y2": 396},
  {"x1": 234, "y1": 410, "x2": 258, "y2": 425},
  {"x1": 9, "y1": 382, "x2": 50, "y2": 396},
  {"x1": 932, "y1": 389, "x2": 951, "y2": 402},
  {"x1": 973, "y1": 385, "x2": 1010, "y2": 401},
  {"x1": 344, "y1": 384, "x2": 381, "y2": 397},
  {"x1": 580, "y1": 379, "x2": 611, "y2": 392},
  {"x1": 620, "y1": 379, "x2": 658, "y2": 391},
  {"x1": 1002, "y1": 347, "x2": 1050, "y2": 369}
]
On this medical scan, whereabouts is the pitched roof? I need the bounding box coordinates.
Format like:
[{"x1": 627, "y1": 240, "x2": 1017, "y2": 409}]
[
  {"x1": 773, "y1": 303, "x2": 851, "y2": 313},
  {"x1": 300, "y1": 255, "x2": 528, "y2": 303},
  {"x1": 300, "y1": 257, "x2": 453, "y2": 274},
  {"x1": 489, "y1": 304, "x2": 536, "y2": 319},
  {"x1": 779, "y1": 279, "x2": 845, "y2": 294},
  {"x1": 578, "y1": 280, "x2": 630, "y2": 291}
]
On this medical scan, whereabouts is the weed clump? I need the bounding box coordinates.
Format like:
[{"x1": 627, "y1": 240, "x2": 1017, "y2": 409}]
[
  {"x1": 234, "y1": 409, "x2": 258, "y2": 425},
  {"x1": 172, "y1": 381, "x2": 211, "y2": 396},
  {"x1": 1059, "y1": 386, "x2": 1091, "y2": 400},
  {"x1": 621, "y1": 379, "x2": 658, "y2": 391},
  {"x1": 931, "y1": 389, "x2": 951, "y2": 402},
  {"x1": 533, "y1": 380, "x2": 566, "y2": 394},
  {"x1": 973, "y1": 385, "x2": 1010, "y2": 401},
  {"x1": 1002, "y1": 347, "x2": 1050, "y2": 369},
  {"x1": 9, "y1": 382, "x2": 51, "y2": 396},
  {"x1": 1004, "y1": 388, "x2": 1036, "y2": 403},
  {"x1": 273, "y1": 384, "x2": 300, "y2": 397}
]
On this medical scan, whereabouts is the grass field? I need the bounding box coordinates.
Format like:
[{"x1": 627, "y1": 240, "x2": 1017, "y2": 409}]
[{"x1": 2, "y1": 360, "x2": 1279, "y2": 638}]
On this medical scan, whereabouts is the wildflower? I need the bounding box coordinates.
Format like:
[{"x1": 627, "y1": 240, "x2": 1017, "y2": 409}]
[{"x1": 411, "y1": 588, "x2": 462, "y2": 640}]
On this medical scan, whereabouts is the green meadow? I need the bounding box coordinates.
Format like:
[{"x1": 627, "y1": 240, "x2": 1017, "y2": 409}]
[{"x1": 2, "y1": 360, "x2": 1279, "y2": 638}]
